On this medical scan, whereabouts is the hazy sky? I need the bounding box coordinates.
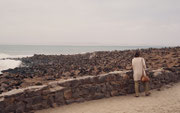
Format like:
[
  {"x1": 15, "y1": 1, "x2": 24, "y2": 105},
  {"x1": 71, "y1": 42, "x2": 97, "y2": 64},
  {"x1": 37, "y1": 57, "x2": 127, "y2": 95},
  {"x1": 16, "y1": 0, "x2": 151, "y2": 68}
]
[{"x1": 0, "y1": 0, "x2": 180, "y2": 46}]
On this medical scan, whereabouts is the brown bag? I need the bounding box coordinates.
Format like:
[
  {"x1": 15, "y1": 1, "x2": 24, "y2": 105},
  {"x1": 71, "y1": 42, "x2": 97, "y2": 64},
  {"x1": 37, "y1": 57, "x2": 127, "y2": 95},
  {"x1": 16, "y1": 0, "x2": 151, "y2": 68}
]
[{"x1": 141, "y1": 75, "x2": 150, "y2": 82}]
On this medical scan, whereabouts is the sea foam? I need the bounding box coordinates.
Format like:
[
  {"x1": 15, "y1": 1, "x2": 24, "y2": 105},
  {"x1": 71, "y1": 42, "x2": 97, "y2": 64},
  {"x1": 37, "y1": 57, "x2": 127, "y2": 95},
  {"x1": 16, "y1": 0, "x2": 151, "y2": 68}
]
[
  {"x1": 0, "y1": 53, "x2": 31, "y2": 74},
  {"x1": 0, "y1": 59, "x2": 22, "y2": 74},
  {"x1": 0, "y1": 53, "x2": 31, "y2": 59}
]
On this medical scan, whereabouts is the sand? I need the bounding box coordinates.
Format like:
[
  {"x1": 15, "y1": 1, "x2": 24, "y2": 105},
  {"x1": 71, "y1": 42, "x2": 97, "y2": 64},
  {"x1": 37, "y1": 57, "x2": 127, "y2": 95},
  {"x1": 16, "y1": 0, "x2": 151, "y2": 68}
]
[{"x1": 36, "y1": 82, "x2": 180, "y2": 113}]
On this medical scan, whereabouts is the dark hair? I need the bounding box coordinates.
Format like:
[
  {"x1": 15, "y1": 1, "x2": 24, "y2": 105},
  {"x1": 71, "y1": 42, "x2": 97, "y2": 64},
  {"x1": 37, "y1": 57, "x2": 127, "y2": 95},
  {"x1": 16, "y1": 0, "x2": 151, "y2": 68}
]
[{"x1": 134, "y1": 51, "x2": 140, "y2": 57}]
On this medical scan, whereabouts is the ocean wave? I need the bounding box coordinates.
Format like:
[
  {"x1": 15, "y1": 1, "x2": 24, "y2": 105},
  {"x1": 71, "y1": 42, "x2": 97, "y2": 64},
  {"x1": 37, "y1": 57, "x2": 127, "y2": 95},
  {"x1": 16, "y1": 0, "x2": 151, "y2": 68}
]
[
  {"x1": 0, "y1": 53, "x2": 32, "y2": 59},
  {"x1": 0, "y1": 59, "x2": 22, "y2": 74},
  {"x1": 0, "y1": 53, "x2": 32, "y2": 74}
]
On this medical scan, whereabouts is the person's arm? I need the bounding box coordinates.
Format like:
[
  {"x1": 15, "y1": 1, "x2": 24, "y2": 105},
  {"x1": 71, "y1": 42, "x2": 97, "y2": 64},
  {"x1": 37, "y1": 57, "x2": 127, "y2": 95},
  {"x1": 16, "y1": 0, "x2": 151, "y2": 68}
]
[
  {"x1": 142, "y1": 58, "x2": 147, "y2": 70},
  {"x1": 132, "y1": 58, "x2": 134, "y2": 70}
]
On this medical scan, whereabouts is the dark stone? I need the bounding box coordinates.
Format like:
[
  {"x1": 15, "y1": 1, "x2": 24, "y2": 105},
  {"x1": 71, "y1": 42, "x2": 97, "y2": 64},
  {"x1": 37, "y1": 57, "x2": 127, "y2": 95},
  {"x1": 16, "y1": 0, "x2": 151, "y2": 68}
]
[
  {"x1": 98, "y1": 75, "x2": 106, "y2": 83},
  {"x1": 0, "y1": 98, "x2": 5, "y2": 113},
  {"x1": 32, "y1": 96, "x2": 43, "y2": 105},
  {"x1": 5, "y1": 104, "x2": 16, "y2": 113},
  {"x1": 90, "y1": 76, "x2": 99, "y2": 83},
  {"x1": 70, "y1": 79, "x2": 81, "y2": 88},
  {"x1": 106, "y1": 74, "x2": 116, "y2": 82},
  {"x1": 78, "y1": 88, "x2": 89, "y2": 96},
  {"x1": 15, "y1": 102, "x2": 25, "y2": 113},
  {"x1": 54, "y1": 91, "x2": 65, "y2": 105},
  {"x1": 110, "y1": 90, "x2": 119, "y2": 96},
  {"x1": 106, "y1": 83, "x2": 113, "y2": 91},
  {"x1": 65, "y1": 99, "x2": 75, "y2": 104},
  {"x1": 64, "y1": 89, "x2": 72, "y2": 100},
  {"x1": 75, "y1": 98, "x2": 85, "y2": 103},
  {"x1": 93, "y1": 93, "x2": 105, "y2": 99},
  {"x1": 47, "y1": 95, "x2": 54, "y2": 107},
  {"x1": 35, "y1": 82, "x2": 43, "y2": 85}
]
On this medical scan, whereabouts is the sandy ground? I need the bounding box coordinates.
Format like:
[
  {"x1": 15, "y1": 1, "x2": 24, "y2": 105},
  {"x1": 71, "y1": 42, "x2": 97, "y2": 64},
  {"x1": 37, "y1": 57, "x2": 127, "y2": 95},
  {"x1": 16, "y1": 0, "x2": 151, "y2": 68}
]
[{"x1": 36, "y1": 82, "x2": 180, "y2": 113}]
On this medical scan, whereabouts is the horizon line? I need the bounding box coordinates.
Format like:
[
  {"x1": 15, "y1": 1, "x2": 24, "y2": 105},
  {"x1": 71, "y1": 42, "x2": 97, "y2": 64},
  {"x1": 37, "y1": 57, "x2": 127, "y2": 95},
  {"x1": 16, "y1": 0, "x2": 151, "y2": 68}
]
[{"x1": 0, "y1": 44, "x2": 176, "y2": 47}]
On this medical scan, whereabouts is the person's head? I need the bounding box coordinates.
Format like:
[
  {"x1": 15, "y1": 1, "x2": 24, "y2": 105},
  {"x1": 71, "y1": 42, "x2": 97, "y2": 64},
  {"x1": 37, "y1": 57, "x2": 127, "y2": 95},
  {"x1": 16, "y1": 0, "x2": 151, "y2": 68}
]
[{"x1": 134, "y1": 51, "x2": 140, "y2": 57}]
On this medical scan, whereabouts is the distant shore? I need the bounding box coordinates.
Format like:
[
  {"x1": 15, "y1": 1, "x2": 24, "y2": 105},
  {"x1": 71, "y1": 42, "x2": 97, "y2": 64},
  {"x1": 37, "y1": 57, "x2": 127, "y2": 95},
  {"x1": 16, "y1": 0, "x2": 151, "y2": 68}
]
[{"x1": 0, "y1": 46, "x2": 179, "y2": 94}]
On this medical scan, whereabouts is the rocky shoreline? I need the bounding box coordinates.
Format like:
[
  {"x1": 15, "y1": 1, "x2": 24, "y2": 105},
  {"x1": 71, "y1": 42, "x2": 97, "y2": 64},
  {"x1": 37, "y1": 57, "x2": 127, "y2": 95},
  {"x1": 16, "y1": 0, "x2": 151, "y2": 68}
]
[{"x1": 0, "y1": 47, "x2": 180, "y2": 94}]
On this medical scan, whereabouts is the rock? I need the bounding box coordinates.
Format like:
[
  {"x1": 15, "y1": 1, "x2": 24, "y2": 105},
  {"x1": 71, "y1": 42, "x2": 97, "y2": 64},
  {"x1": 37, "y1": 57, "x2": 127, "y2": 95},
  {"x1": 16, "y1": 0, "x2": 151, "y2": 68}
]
[
  {"x1": 110, "y1": 90, "x2": 119, "y2": 96},
  {"x1": 93, "y1": 93, "x2": 104, "y2": 99},
  {"x1": 75, "y1": 98, "x2": 85, "y2": 103},
  {"x1": 54, "y1": 91, "x2": 65, "y2": 105},
  {"x1": 35, "y1": 82, "x2": 42, "y2": 85},
  {"x1": 64, "y1": 89, "x2": 72, "y2": 100}
]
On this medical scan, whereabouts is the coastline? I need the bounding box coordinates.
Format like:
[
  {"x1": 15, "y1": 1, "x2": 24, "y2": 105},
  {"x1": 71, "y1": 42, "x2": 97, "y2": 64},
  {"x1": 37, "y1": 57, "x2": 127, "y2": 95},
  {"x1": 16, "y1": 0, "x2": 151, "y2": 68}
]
[
  {"x1": 0, "y1": 46, "x2": 179, "y2": 113},
  {"x1": 0, "y1": 46, "x2": 179, "y2": 94}
]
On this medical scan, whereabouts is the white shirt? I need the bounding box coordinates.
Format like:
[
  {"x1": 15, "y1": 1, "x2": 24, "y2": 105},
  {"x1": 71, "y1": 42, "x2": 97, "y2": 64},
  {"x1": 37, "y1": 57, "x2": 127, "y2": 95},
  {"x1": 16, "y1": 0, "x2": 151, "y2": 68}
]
[{"x1": 132, "y1": 57, "x2": 147, "y2": 81}]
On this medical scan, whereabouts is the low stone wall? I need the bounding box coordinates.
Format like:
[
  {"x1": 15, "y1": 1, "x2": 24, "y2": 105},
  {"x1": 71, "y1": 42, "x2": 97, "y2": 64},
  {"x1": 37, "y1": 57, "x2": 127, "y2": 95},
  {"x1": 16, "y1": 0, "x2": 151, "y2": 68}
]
[{"x1": 0, "y1": 67, "x2": 180, "y2": 113}]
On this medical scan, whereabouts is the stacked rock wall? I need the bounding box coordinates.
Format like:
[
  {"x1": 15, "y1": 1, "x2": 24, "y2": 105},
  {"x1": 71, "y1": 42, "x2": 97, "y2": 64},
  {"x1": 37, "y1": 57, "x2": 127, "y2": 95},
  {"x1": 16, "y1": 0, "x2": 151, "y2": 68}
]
[{"x1": 0, "y1": 67, "x2": 180, "y2": 113}]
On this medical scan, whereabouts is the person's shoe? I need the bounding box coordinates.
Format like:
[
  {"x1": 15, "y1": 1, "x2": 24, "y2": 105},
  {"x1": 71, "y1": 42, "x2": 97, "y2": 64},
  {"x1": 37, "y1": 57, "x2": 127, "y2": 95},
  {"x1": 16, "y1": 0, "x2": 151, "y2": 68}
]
[
  {"x1": 135, "y1": 95, "x2": 139, "y2": 97},
  {"x1": 145, "y1": 92, "x2": 151, "y2": 96}
]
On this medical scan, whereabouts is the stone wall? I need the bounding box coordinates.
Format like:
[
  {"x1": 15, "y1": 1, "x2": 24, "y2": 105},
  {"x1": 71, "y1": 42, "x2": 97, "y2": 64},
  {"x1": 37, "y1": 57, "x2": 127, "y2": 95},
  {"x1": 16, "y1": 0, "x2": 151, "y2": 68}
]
[{"x1": 0, "y1": 67, "x2": 180, "y2": 113}]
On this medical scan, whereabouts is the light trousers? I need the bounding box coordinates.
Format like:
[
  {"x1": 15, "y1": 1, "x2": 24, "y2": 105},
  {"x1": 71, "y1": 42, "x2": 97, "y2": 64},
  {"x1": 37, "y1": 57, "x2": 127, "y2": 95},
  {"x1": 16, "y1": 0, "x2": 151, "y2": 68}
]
[{"x1": 134, "y1": 81, "x2": 149, "y2": 96}]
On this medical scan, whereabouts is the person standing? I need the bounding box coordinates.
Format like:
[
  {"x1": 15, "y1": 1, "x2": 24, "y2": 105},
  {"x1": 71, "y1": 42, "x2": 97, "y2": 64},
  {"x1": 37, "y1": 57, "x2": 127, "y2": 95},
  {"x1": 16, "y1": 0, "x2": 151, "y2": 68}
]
[{"x1": 132, "y1": 51, "x2": 151, "y2": 97}]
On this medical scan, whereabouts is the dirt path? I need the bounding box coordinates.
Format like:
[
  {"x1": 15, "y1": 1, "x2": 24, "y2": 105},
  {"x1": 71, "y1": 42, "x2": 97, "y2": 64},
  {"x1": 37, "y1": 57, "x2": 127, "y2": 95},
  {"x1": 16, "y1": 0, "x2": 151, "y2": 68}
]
[{"x1": 36, "y1": 82, "x2": 180, "y2": 113}]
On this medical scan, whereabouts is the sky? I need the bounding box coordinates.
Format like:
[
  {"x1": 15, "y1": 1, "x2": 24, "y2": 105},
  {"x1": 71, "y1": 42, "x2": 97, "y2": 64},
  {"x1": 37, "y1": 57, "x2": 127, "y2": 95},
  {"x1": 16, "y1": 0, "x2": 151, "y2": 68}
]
[{"x1": 0, "y1": 0, "x2": 180, "y2": 46}]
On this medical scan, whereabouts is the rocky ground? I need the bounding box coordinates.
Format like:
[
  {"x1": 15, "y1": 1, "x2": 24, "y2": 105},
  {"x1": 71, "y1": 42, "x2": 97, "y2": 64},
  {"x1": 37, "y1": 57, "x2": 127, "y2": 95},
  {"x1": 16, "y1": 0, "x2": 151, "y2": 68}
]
[{"x1": 0, "y1": 47, "x2": 180, "y2": 94}]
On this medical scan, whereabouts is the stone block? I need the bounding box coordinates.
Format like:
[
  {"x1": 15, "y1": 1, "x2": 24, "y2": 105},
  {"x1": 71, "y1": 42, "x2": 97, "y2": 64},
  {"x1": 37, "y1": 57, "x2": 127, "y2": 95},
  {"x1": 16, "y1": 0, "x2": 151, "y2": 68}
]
[
  {"x1": 106, "y1": 83, "x2": 113, "y2": 91},
  {"x1": 75, "y1": 98, "x2": 85, "y2": 103},
  {"x1": 15, "y1": 102, "x2": 25, "y2": 113},
  {"x1": 64, "y1": 89, "x2": 72, "y2": 100},
  {"x1": 116, "y1": 75, "x2": 123, "y2": 81},
  {"x1": 54, "y1": 91, "x2": 65, "y2": 105},
  {"x1": 42, "y1": 89, "x2": 50, "y2": 96},
  {"x1": 70, "y1": 79, "x2": 81, "y2": 88},
  {"x1": 0, "y1": 98, "x2": 5, "y2": 113},
  {"x1": 32, "y1": 96, "x2": 43, "y2": 105},
  {"x1": 5, "y1": 104, "x2": 16, "y2": 113},
  {"x1": 47, "y1": 95, "x2": 54, "y2": 107},
  {"x1": 65, "y1": 99, "x2": 75, "y2": 104},
  {"x1": 4, "y1": 97, "x2": 15, "y2": 106},
  {"x1": 72, "y1": 89, "x2": 80, "y2": 99},
  {"x1": 100, "y1": 84, "x2": 107, "y2": 93},
  {"x1": 110, "y1": 81, "x2": 121, "y2": 89},
  {"x1": 90, "y1": 76, "x2": 99, "y2": 83},
  {"x1": 89, "y1": 86, "x2": 96, "y2": 94},
  {"x1": 77, "y1": 76, "x2": 92, "y2": 84},
  {"x1": 93, "y1": 93, "x2": 104, "y2": 100},
  {"x1": 98, "y1": 74, "x2": 107, "y2": 83},
  {"x1": 104, "y1": 92, "x2": 111, "y2": 98},
  {"x1": 110, "y1": 90, "x2": 119, "y2": 96},
  {"x1": 24, "y1": 90, "x2": 42, "y2": 98},
  {"x1": 31, "y1": 103, "x2": 44, "y2": 110},
  {"x1": 106, "y1": 74, "x2": 116, "y2": 82}
]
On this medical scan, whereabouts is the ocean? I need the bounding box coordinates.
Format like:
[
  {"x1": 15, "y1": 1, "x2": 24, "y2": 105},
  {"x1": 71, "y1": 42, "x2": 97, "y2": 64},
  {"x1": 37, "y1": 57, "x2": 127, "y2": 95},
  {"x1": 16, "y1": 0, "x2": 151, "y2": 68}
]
[{"x1": 0, "y1": 45, "x2": 162, "y2": 73}]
